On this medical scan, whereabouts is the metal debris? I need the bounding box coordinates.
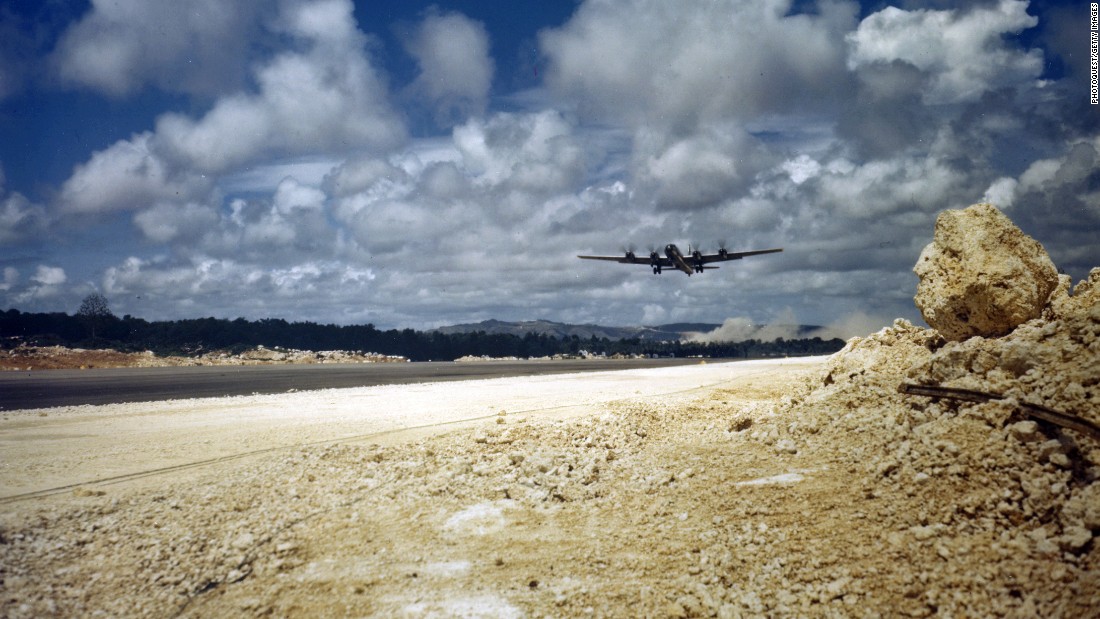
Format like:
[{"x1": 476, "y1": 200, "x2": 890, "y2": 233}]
[{"x1": 898, "y1": 383, "x2": 1100, "y2": 442}]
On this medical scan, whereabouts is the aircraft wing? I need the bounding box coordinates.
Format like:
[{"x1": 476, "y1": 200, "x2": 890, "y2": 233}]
[
  {"x1": 697, "y1": 248, "x2": 783, "y2": 264},
  {"x1": 577, "y1": 255, "x2": 673, "y2": 267}
]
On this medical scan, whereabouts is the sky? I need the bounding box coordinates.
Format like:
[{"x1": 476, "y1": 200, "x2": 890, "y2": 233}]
[{"x1": 0, "y1": 0, "x2": 1097, "y2": 336}]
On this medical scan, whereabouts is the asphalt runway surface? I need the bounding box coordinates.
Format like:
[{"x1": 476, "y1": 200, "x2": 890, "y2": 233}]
[{"x1": 0, "y1": 358, "x2": 707, "y2": 410}]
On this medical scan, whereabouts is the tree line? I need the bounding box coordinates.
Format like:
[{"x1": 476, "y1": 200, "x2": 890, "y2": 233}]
[{"x1": 1, "y1": 296, "x2": 845, "y2": 362}]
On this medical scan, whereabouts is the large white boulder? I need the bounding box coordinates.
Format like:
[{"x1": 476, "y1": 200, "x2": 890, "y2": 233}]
[{"x1": 913, "y1": 203, "x2": 1058, "y2": 341}]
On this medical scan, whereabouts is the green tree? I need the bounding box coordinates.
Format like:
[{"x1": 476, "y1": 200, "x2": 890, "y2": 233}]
[{"x1": 77, "y1": 292, "x2": 115, "y2": 339}]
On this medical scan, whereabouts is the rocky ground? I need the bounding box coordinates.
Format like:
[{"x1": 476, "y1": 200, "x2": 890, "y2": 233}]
[
  {"x1": 0, "y1": 305, "x2": 1095, "y2": 616},
  {"x1": 0, "y1": 203, "x2": 1096, "y2": 617},
  {"x1": 0, "y1": 345, "x2": 406, "y2": 371}
]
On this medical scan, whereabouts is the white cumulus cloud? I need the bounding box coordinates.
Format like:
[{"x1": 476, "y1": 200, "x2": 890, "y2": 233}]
[
  {"x1": 540, "y1": 0, "x2": 856, "y2": 128},
  {"x1": 13, "y1": 265, "x2": 70, "y2": 304},
  {"x1": 133, "y1": 202, "x2": 220, "y2": 244},
  {"x1": 0, "y1": 267, "x2": 17, "y2": 292},
  {"x1": 453, "y1": 110, "x2": 585, "y2": 194},
  {"x1": 0, "y1": 170, "x2": 49, "y2": 244},
  {"x1": 51, "y1": 0, "x2": 269, "y2": 97},
  {"x1": 156, "y1": 0, "x2": 404, "y2": 174},
  {"x1": 846, "y1": 0, "x2": 1042, "y2": 104},
  {"x1": 57, "y1": 0, "x2": 404, "y2": 215},
  {"x1": 403, "y1": 9, "x2": 494, "y2": 126},
  {"x1": 31, "y1": 265, "x2": 66, "y2": 286},
  {"x1": 538, "y1": 0, "x2": 856, "y2": 210},
  {"x1": 59, "y1": 132, "x2": 211, "y2": 213}
]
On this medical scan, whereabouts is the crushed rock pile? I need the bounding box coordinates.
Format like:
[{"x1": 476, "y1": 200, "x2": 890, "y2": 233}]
[
  {"x1": 180, "y1": 346, "x2": 407, "y2": 366},
  {"x1": 791, "y1": 203, "x2": 1099, "y2": 613},
  {"x1": 0, "y1": 345, "x2": 406, "y2": 370},
  {"x1": 454, "y1": 355, "x2": 527, "y2": 362}
]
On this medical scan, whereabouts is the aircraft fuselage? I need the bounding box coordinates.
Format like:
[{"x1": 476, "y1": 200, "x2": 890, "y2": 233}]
[{"x1": 665, "y1": 244, "x2": 693, "y2": 275}]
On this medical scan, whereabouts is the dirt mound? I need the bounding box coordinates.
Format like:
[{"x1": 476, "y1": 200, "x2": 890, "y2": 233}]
[
  {"x1": 0, "y1": 346, "x2": 165, "y2": 370},
  {"x1": 788, "y1": 218, "x2": 1099, "y2": 614}
]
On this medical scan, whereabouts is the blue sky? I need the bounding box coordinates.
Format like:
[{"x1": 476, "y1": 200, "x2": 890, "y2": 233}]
[{"x1": 1, "y1": 0, "x2": 1097, "y2": 336}]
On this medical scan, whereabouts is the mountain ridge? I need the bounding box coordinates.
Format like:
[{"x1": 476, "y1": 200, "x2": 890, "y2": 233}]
[{"x1": 431, "y1": 319, "x2": 825, "y2": 342}]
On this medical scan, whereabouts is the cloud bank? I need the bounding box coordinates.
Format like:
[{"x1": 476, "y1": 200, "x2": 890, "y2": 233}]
[{"x1": 1, "y1": 0, "x2": 1096, "y2": 336}]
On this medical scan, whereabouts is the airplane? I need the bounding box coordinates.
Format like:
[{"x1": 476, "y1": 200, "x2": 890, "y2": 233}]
[{"x1": 578, "y1": 243, "x2": 782, "y2": 276}]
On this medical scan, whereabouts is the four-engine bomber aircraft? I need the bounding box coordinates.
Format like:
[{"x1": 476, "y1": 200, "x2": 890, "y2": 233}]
[{"x1": 578, "y1": 244, "x2": 782, "y2": 276}]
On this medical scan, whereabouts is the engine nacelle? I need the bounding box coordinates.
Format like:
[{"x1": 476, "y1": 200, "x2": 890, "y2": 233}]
[
  {"x1": 625, "y1": 251, "x2": 636, "y2": 261},
  {"x1": 649, "y1": 251, "x2": 662, "y2": 274}
]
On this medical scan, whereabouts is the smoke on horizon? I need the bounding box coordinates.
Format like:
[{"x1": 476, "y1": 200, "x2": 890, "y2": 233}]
[{"x1": 685, "y1": 309, "x2": 892, "y2": 344}]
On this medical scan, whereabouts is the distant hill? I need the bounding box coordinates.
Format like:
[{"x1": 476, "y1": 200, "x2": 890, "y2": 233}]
[
  {"x1": 430, "y1": 319, "x2": 715, "y2": 341},
  {"x1": 432, "y1": 319, "x2": 830, "y2": 342}
]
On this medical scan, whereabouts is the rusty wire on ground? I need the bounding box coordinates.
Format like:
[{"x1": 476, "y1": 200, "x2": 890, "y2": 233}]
[{"x1": 899, "y1": 382, "x2": 1100, "y2": 442}]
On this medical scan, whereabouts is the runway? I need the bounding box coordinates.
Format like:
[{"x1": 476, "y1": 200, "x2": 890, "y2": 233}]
[
  {"x1": 0, "y1": 357, "x2": 828, "y2": 500},
  {"x1": 0, "y1": 358, "x2": 703, "y2": 410}
]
